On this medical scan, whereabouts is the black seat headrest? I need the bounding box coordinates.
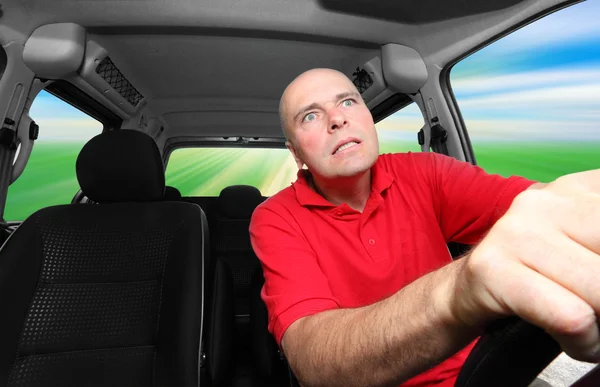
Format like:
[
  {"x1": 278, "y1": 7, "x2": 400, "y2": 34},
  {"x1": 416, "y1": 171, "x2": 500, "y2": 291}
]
[
  {"x1": 218, "y1": 185, "x2": 263, "y2": 219},
  {"x1": 76, "y1": 130, "x2": 165, "y2": 203},
  {"x1": 164, "y1": 186, "x2": 182, "y2": 201}
]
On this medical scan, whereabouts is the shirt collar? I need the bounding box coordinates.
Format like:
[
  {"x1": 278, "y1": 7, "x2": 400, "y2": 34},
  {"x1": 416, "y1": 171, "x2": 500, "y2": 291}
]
[{"x1": 292, "y1": 157, "x2": 395, "y2": 208}]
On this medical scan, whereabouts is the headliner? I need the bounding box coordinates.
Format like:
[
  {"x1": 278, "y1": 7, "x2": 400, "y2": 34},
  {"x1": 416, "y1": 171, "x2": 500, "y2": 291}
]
[{"x1": 2, "y1": 0, "x2": 575, "y2": 138}]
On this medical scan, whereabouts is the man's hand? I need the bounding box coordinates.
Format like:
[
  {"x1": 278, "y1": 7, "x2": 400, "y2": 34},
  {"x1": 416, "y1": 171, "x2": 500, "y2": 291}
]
[{"x1": 452, "y1": 169, "x2": 600, "y2": 362}]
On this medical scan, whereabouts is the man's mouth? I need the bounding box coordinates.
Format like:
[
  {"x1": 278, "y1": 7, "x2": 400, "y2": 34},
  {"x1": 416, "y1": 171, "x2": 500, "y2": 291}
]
[{"x1": 334, "y1": 141, "x2": 359, "y2": 155}]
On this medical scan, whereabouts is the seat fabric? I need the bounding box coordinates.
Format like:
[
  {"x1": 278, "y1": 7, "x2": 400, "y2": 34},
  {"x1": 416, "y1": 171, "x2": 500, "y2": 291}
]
[
  {"x1": 0, "y1": 129, "x2": 208, "y2": 387},
  {"x1": 214, "y1": 185, "x2": 264, "y2": 318}
]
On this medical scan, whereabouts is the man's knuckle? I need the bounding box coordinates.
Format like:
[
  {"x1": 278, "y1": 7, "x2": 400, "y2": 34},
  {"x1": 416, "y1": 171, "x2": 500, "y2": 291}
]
[
  {"x1": 497, "y1": 214, "x2": 525, "y2": 234},
  {"x1": 511, "y1": 189, "x2": 551, "y2": 212},
  {"x1": 512, "y1": 189, "x2": 537, "y2": 206},
  {"x1": 552, "y1": 174, "x2": 570, "y2": 187},
  {"x1": 554, "y1": 307, "x2": 596, "y2": 337},
  {"x1": 493, "y1": 215, "x2": 537, "y2": 250},
  {"x1": 466, "y1": 245, "x2": 503, "y2": 279}
]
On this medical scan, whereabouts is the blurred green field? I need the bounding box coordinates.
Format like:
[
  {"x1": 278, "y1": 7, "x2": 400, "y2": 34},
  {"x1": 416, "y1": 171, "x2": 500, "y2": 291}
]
[
  {"x1": 165, "y1": 147, "x2": 297, "y2": 197},
  {"x1": 5, "y1": 142, "x2": 83, "y2": 221},
  {"x1": 4, "y1": 141, "x2": 600, "y2": 221},
  {"x1": 473, "y1": 142, "x2": 600, "y2": 182}
]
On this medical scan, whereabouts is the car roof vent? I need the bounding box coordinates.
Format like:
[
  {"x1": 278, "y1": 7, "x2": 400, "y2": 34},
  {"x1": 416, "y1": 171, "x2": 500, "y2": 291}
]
[
  {"x1": 352, "y1": 67, "x2": 374, "y2": 94},
  {"x1": 95, "y1": 57, "x2": 144, "y2": 107}
]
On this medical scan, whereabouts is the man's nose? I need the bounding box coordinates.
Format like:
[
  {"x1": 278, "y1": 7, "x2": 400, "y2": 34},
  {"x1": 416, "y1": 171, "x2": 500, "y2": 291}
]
[{"x1": 328, "y1": 108, "x2": 347, "y2": 132}]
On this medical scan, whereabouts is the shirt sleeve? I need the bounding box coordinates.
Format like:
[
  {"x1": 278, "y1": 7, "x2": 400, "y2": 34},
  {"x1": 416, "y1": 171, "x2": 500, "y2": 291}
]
[
  {"x1": 414, "y1": 152, "x2": 537, "y2": 245},
  {"x1": 249, "y1": 201, "x2": 340, "y2": 347}
]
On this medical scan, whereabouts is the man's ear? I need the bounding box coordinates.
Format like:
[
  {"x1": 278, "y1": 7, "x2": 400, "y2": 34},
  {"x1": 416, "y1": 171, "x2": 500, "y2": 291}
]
[{"x1": 286, "y1": 140, "x2": 305, "y2": 170}]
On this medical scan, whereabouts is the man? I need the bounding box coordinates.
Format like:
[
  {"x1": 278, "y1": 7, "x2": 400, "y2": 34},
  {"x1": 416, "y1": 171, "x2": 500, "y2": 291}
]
[{"x1": 249, "y1": 68, "x2": 600, "y2": 387}]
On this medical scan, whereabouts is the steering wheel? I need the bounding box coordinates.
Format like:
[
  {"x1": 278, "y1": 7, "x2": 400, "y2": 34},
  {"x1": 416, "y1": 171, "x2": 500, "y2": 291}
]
[{"x1": 455, "y1": 316, "x2": 600, "y2": 387}]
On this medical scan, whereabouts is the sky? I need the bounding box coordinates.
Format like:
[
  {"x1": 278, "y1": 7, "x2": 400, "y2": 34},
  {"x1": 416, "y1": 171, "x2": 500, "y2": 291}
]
[
  {"x1": 450, "y1": 0, "x2": 600, "y2": 142},
  {"x1": 30, "y1": 0, "x2": 600, "y2": 145},
  {"x1": 29, "y1": 92, "x2": 102, "y2": 142}
]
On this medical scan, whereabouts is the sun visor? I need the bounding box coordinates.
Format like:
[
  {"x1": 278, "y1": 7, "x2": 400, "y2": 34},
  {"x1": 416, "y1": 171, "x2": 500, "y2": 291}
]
[
  {"x1": 23, "y1": 23, "x2": 86, "y2": 79},
  {"x1": 381, "y1": 44, "x2": 428, "y2": 94}
]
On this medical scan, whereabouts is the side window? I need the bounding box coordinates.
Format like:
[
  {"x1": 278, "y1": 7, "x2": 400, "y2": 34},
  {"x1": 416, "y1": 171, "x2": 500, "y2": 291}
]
[
  {"x1": 5, "y1": 90, "x2": 103, "y2": 220},
  {"x1": 450, "y1": 1, "x2": 600, "y2": 182},
  {"x1": 376, "y1": 102, "x2": 424, "y2": 154}
]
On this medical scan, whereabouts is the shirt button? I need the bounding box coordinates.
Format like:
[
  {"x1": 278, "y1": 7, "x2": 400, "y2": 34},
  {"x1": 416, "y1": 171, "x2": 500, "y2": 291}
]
[{"x1": 369, "y1": 239, "x2": 375, "y2": 246}]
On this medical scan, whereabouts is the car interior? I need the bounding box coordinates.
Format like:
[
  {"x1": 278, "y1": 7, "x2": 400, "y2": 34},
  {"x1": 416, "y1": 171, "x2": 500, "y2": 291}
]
[{"x1": 0, "y1": 0, "x2": 598, "y2": 386}]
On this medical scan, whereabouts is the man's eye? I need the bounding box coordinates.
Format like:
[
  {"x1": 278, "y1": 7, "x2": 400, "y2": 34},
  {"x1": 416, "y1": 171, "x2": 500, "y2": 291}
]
[
  {"x1": 303, "y1": 113, "x2": 317, "y2": 123},
  {"x1": 342, "y1": 99, "x2": 354, "y2": 107}
]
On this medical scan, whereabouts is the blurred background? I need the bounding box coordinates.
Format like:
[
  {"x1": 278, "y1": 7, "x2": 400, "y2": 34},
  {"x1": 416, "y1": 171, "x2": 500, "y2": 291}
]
[{"x1": 5, "y1": 0, "x2": 599, "y2": 220}]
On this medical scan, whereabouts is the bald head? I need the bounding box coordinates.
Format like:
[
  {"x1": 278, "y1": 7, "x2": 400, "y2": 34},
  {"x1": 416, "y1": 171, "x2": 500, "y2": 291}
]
[
  {"x1": 279, "y1": 68, "x2": 360, "y2": 141},
  {"x1": 277, "y1": 67, "x2": 378, "y2": 180}
]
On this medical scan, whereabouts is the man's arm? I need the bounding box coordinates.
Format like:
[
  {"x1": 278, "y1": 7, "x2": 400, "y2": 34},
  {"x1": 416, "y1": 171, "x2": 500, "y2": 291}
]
[
  {"x1": 416, "y1": 152, "x2": 539, "y2": 245},
  {"x1": 284, "y1": 170, "x2": 600, "y2": 387},
  {"x1": 282, "y1": 257, "x2": 476, "y2": 387}
]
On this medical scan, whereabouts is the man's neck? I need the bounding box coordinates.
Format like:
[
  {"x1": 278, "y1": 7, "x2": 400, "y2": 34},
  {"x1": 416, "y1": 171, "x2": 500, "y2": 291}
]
[{"x1": 310, "y1": 170, "x2": 372, "y2": 213}]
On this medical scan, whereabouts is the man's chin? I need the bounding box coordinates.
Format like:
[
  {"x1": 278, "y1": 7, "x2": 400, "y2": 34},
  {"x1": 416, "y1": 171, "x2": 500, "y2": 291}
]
[
  {"x1": 331, "y1": 160, "x2": 376, "y2": 179},
  {"x1": 308, "y1": 154, "x2": 377, "y2": 180}
]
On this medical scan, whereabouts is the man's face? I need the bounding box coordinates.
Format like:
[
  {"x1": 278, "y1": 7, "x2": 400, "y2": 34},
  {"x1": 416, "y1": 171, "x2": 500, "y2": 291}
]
[{"x1": 282, "y1": 69, "x2": 379, "y2": 180}]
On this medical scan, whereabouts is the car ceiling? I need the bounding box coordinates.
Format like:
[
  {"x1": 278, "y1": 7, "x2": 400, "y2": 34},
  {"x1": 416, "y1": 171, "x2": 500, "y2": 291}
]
[{"x1": 2, "y1": 0, "x2": 577, "y2": 140}]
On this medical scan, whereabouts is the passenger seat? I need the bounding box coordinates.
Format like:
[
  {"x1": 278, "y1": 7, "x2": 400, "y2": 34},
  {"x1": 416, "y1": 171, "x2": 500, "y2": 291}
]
[
  {"x1": 0, "y1": 129, "x2": 208, "y2": 386},
  {"x1": 250, "y1": 269, "x2": 289, "y2": 385},
  {"x1": 212, "y1": 185, "x2": 265, "y2": 383},
  {"x1": 214, "y1": 186, "x2": 264, "y2": 315}
]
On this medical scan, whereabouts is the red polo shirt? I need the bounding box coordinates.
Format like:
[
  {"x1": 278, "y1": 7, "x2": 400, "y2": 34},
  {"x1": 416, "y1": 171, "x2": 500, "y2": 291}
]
[{"x1": 250, "y1": 152, "x2": 536, "y2": 386}]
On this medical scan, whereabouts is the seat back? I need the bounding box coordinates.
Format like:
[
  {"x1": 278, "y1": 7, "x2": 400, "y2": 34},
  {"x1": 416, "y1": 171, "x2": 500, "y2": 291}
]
[
  {"x1": 0, "y1": 130, "x2": 208, "y2": 387},
  {"x1": 213, "y1": 185, "x2": 264, "y2": 318},
  {"x1": 207, "y1": 185, "x2": 265, "y2": 384},
  {"x1": 164, "y1": 185, "x2": 182, "y2": 201},
  {"x1": 204, "y1": 257, "x2": 235, "y2": 386},
  {"x1": 249, "y1": 269, "x2": 282, "y2": 379},
  {"x1": 179, "y1": 193, "x2": 241, "y2": 386},
  {"x1": 250, "y1": 270, "x2": 300, "y2": 386}
]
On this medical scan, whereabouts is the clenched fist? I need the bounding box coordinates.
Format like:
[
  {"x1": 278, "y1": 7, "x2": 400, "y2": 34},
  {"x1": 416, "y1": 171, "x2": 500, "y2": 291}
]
[{"x1": 451, "y1": 169, "x2": 600, "y2": 362}]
